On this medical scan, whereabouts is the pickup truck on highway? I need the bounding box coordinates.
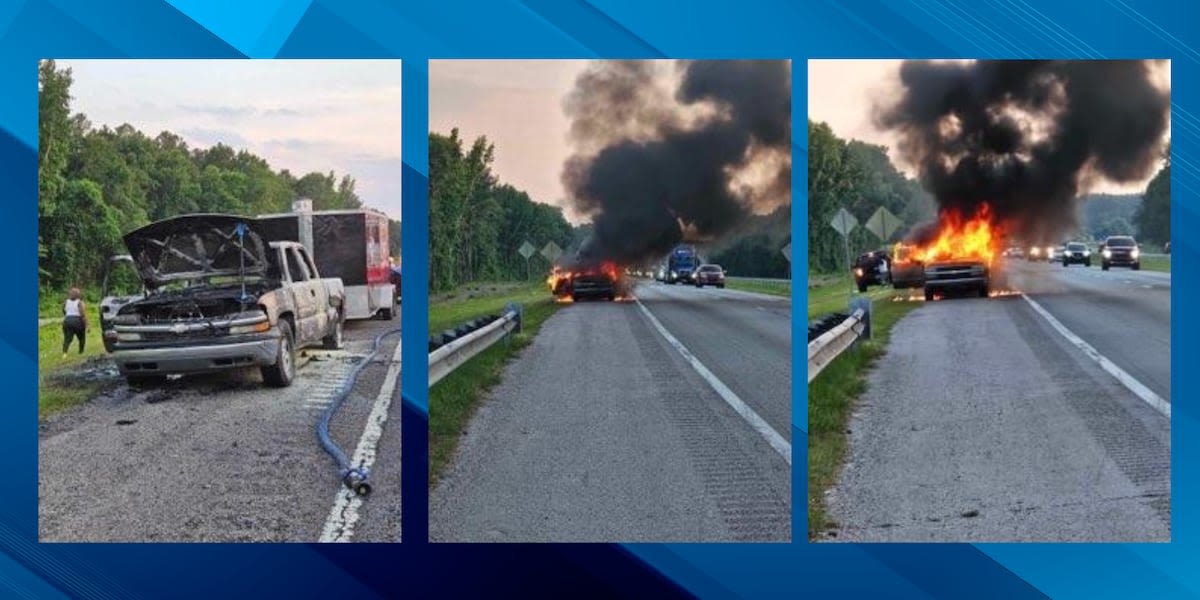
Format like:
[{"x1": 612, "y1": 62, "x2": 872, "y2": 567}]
[
  {"x1": 100, "y1": 214, "x2": 346, "y2": 387},
  {"x1": 887, "y1": 243, "x2": 989, "y2": 300},
  {"x1": 923, "y1": 260, "x2": 989, "y2": 301}
]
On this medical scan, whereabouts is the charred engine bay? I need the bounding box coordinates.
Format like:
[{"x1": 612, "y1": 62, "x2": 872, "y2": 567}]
[{"x1": 118, "y1": 282, "x2": 274, "y2": 323}]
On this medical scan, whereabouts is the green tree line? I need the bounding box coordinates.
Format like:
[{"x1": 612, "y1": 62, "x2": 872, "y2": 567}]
[
  {"x1": 38, "y1": 59, "x2": 375, "y2": 294},
  {"x1": 429, "y1": 128, "x2": 574, "y2": 291},
  {"x1": 709, "y1": 206, "x2": 791, "y2": 278},
  {"x1": 1133, "y1": 143, "x2": 1170, "y2": 247},
  {"x1": 808, "y1": 120, "x2": 935, "y2": 273}
]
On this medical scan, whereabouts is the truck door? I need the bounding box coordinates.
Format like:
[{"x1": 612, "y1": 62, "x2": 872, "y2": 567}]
[
  {"x1": 283, "y1": 246, "x2": 321, "y2": 345},
  {"x1": 300, "y1": 247, "x2": 334, "y2": 333}
]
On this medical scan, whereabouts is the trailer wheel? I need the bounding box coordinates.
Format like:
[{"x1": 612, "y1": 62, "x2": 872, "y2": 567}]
[{"x1": 379, "y1": 306, "x2": 395, "y2": 320}]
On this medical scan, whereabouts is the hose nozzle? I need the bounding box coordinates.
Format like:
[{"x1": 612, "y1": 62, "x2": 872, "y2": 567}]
[{"x1": 341, "y1": 468, "x2": 371, "y2": 496}]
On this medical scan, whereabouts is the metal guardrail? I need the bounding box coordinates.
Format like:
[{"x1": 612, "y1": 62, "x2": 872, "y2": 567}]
[
  {"x1": 807, "y1": 304, "x2": 870, "y2": 384},
  {"x1": 428, "y1": 308, "x2": 521, "y2": 387},
  {"x1": 724, "y1": 276, "x2": 791, "y2": 288}
]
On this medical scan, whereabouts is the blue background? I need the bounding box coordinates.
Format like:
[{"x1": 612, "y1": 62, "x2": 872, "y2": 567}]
[{"x1": 9, "y1": 0, "x2": 1196, "y2": 597}]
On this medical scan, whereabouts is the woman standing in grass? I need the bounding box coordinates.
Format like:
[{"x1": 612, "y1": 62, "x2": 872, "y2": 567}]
[{"x1": 61, "y1": 287, "x2": 87, "y2": 359}]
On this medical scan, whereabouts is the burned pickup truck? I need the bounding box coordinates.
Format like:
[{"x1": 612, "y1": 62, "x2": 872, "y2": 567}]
[
  {"x1": 100, "y1": 214, "x2": 346, "y2": 387},
  {"x1": 889, "y1": 243, "x2": 990, "y2": 300}
]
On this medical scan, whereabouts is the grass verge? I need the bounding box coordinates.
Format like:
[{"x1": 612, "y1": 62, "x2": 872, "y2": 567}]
[
  {"x1": 724, "y1": 279, "x2": 791, "y2": 298},
  {"x1": 1126, "y1": 255, "x2": 1170, "y2": 273},
  {"x1": 428, "y1": 281, "x2": 561, "y2": 485},
  {"x1": 38, "y1": 305, "x2": 108, "y2": 417},
  {"x1": 807, "y1": 279, "x2": 920, "y2": 540},
  {"x1": 808, "y1": 272, "x2": 894, "y2": 318}
]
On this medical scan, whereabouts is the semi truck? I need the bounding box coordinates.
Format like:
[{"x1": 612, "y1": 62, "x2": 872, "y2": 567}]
[
  {"x1": 666, "y1": 244, "x2": 700, "y2": 284},
  {"x1": 258, "y1": 200, "x2": 396, "y2": 321}
]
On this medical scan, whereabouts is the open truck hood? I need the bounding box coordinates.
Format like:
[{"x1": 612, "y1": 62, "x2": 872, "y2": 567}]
[{"x1": 123, "y1": 214, "x2": 268, "y2": 287}]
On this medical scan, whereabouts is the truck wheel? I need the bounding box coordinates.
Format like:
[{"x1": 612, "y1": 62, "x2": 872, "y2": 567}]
[
  {"x1": 262, "y1": 321, "x2": 295, "y2": 388},
  {"x1": 1102, "y1": 262, "x2": 1110, "y2": 271},
  {"x1": 322, "y1": 312, "x2": 344, "y2": 349},
  {"x1": 924, "y1": 288, "x2": 934, "y2": 302},
  {"x1": 1132, "y1": 262, "x2": 1141, "y2": 271},
  {"x1": 380, "y1": 306, "x2": 395, "y2": 320},
  {"x1": 978, "y1": 284, "x2": 989, "y2": 298},
  {"x1": 857, "y1": 281, "x2": 868, "y2": 293}
]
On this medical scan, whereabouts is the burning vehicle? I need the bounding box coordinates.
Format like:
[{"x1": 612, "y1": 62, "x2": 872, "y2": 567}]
[
  {"x1": 548, "y1": 261, "x2": 621, "y2": 302},
  {"x1": 891, "y1": 205, "x2": 999, "y2": 301},
  {"x1": 99, "y1": 214, "x2": 346, "y2": 387}
]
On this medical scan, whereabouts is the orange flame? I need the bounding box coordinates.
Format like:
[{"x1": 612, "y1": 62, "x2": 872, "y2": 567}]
[{"x1": 896, "y1": 204, "x2": 1003, "y2": 266}]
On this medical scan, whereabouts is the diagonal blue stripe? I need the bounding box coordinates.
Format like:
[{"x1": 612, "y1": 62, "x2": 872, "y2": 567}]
[{"x1": 516, "y1": 0, "x2": 667, "y2": 57}]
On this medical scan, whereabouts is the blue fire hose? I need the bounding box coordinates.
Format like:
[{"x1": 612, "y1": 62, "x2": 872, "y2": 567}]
[{"x1": 316, "y1": 326, "x2": 402, "y2": 496}]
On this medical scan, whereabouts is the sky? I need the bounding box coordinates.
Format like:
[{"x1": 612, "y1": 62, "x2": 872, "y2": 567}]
[
  {"x1": 61, "y1": 59, "x2": 403, "y2": 220},
  {"x1": 429, "y1": 59, "x2": 588, "y2": 220},
  {"x1": 808, "y1": 59, "x2": 1172, "y2": 195}
]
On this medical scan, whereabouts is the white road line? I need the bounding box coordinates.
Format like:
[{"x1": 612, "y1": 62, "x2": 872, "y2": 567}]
[
  {"x1": 319, "y1": 338, "x2": 403, "y2": 543},
  {"x1": 1021, "y1": 294, "x2": 1170, "y2": 418},
  {"x1": 634, "y1": 297, "x2": 792, "y2": 465}
]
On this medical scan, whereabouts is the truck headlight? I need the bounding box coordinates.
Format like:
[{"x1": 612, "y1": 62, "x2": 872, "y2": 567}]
[
  {"x1": 1102, "y1": 249, "x2": 1112, "y2": 258},
  {"x1": 854, "y1": 267, "x2": 864, "y2": 277},
  {"x1": 229, "y1": 321, "x2": 271, "y2": 335},
  {"x1": 1131, "y1": 248, "x2": 1140, "y2": 259},
  {"x1": 1084, "y1": 250, "x2": 1091, "y2": 257}
]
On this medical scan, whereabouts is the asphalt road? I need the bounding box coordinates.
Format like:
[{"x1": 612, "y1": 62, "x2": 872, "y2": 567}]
[
  {"x1": 38, "y1": 315, "x2": 402, "y2": 542},
  {"x1": 826, "y1": 260, "x2": 1170, "y2": 542},
  {"x1": 430, "y1": 280, "x2": 791, "y2": 542}
]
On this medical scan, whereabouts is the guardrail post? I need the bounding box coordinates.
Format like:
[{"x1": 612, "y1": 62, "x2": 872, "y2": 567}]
[
  {"x1": 505, "y1": 302, "x2": 523, "y2": 334},
  {"x1": 849, "y1": 296, "x2": 872, "y2": 340}
]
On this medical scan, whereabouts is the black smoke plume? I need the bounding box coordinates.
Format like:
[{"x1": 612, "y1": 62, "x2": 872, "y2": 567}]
[
  {"x1": 876, "y1": 60, "x2": 1169, "y2": 244},
  {"x1": 561, "y1": 60, "x2": 791, "y2": 265}
]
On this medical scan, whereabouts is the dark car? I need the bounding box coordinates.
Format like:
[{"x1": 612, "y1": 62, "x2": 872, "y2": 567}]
[
  {"x1": 853, "y1": 250, "x2": 890, "y2": 292},
  {"x1": 694, "y1": 264, "x2": 726, "y2": 288},
  {"x1": 1101, "y1": 235, "x2": 1140, "y2": 270},
  {"x1": 1061, "y1": 242, "x2": 1092, "y2": 267}
]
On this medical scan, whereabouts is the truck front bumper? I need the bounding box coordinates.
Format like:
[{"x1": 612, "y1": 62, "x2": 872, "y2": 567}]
[
  {"x1": 925, "y1": 275, "x2": 987, "y2": 290},
  {"x1": 113, "y1": 338, "x2": 280, "y2": 375}
]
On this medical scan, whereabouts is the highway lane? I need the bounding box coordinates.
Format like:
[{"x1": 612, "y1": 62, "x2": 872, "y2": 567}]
[
  {"x1": 1006, "y1": 260, "x2": 1170, "y2": 400},
  {"x1": 38, "y1": 317, "x2": 402, "y2": 542},
  {"x1": 430, "y1": 282, "x2": 791, "y2": 542},
  {"x1": 634, "y1": 281, "x2": 792, "y2": 441},
  {"x1": 825, "y1": 263, "x2": 1170, "y2": 542}
]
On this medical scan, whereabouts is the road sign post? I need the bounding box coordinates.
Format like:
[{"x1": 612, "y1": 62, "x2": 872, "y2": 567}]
[
  {"x1": 829, "y1": 207, "x2": 859, "y2": 294},
  {"x1": 518, "y1": 241, "x2": 536, "y2": 280}
]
